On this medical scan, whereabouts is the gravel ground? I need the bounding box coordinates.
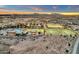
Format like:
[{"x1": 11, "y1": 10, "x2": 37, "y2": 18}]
[
  {"x1": 0, "y1": 44, "x2": 10, "y2": 54},
  {"x1": 0, "y1": 35, "x2": 76, "y2": 54},
  {"x1": 8, "y1": 35, "x2": 76, "y2": 54}
]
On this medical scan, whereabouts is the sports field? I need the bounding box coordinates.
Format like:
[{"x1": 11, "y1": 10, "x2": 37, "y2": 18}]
[{"x1": 45, "y1": 28, "x2": 77, "y2": 36}]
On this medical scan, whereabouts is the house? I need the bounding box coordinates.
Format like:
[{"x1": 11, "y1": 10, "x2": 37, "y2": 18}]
[{"x1": 7, "y1": 31, "x2": 16, "y2": 37}]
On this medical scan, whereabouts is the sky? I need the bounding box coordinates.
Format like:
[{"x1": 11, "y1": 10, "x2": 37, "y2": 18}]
[{"x1": 0, "y1": 5, "x2": 79, "y2": 12}]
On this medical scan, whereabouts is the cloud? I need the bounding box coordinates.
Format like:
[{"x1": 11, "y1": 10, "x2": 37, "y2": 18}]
[
  {"x1": 52, "y1": 6, "x2": 58, "y2": 10},
  {"x1": 0, "y1": 5, "x2": 49, "y2": 12},
  {"x1": 0, "y1": 8, "x2": 17, "y2": 12},
  {"x1": 31, "y1": 7, "x2": 47, "y2": 11},
  {"x1": 52, "y1": 6, "x2": 59, "y2": 11},
  {"x1": 16, "y1": 5, "x2": 47, "y2": 11}
]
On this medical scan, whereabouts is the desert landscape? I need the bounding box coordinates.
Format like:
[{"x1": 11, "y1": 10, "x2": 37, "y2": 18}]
[{"x1": 0, "y1": 5, "x2": 79, "y2": 54}]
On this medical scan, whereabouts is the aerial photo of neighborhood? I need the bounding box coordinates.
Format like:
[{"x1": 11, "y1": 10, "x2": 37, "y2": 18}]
[{"x1": 0, "y1": 5, "x2": 79, "y2": 54}]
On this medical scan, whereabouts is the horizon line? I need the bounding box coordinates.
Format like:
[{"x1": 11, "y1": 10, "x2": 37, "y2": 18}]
[{"x1": 0, "y1": 11, "x2": 79, "y2": 15}]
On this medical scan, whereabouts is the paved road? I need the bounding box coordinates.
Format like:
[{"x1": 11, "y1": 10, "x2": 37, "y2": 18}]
[
  {"x1": 0, "y1": 35, "x2": 32, "y2": 38},
  {"x1": 0, "y1": 35, "x2": 42, "y2": 40},
  {"x1": 76, "y1": 43, "x2": 79, "y2": 54},
  {"x1": 72, "y1": 37, "x2": 79, "y2": 54},
  {"x1": 0, "y1": 36, "x2": 29, "y2": 40}
]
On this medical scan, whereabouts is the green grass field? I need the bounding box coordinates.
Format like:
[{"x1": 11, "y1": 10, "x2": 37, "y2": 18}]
[{"x1": 45, "y1": 29, "x2": 77, "y2": 36}]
